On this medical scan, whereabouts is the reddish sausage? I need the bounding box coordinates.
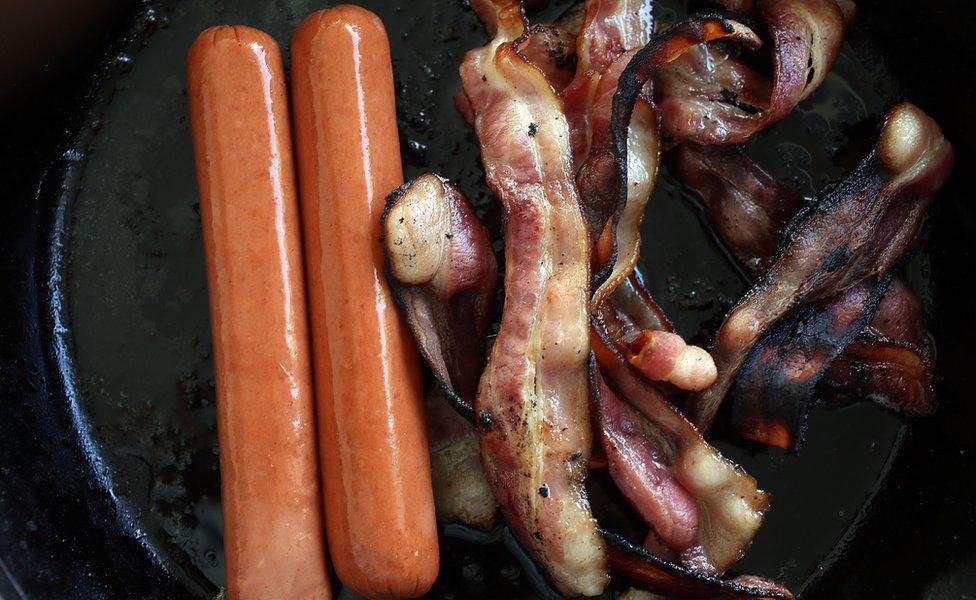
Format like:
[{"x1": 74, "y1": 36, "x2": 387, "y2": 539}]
[
  {"x1": 290, "y1": 6, "x2": 439, "y2": 599},
  {"x1": 187, "y1": 25, "x2": 330, "y2": 600}
]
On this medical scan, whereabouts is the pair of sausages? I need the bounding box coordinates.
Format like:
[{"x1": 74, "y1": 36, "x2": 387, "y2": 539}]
[{"x1": 186, "y1": 6, "x2": 438, "y2": 599}]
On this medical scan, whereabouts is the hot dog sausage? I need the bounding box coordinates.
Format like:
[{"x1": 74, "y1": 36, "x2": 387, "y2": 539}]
[
  {"x1": 290, "y1": 6, "x2": 439, "y2": 599},
  {"x1": 187, "y1": 26, "x2": 330, "y2": 600}
]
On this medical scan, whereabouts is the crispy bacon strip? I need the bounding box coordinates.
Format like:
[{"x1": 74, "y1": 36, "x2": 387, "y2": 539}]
[
  {"x1": 589, "y1": 50, "x2": 660, "y2": 281},
  {"x1": 589, "y1": 16, "x2": 761, "y2": 391},
  {"x1": 731, "y1": 278, "x2": 892, "y2": 449},
  {"x1": 461, "y1": 1, "x2": 609, "y2": 594},
  {"x1": 592, "y1": 326, "x2": 774, "y2": 575},
  {"x1": 382, "y1": 173, "x2": 499, "y2": 528},
  {"x1": 655, "y1": 0, "x2": 845, "y2": 145},
  {"x1": 687, "y1": 103, "x2": 954, "y2": 434},
  {"x1": 675, "y1": 145, "x2": 936, "y2": 417},
  {"x1": 603, "y1": 532, "x2": 795, "y2": 600}
]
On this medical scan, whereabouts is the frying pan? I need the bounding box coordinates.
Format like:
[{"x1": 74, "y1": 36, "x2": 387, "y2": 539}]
[{"x1": 1, "y1": 1, "x2": 973, "y2": 598}]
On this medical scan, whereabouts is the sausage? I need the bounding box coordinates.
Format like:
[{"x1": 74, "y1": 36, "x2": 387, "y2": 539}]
[
  {"x1": 290, "y1": 6, "x2": 439, "y2": 599},
  {"x1": 186, "y1": 26, "x2": 331, "y2": 600}
]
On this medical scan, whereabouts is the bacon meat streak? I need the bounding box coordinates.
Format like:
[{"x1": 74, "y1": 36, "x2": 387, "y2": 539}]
[
  {"x1": 686, "y1": 103, "x2": 954, "y2": 443},
  {"x1": 675, "y1": 145, "x2": 936, "y2": 418},
  {"x1": 460, "y1": 1, "x2": 608, "y2": 594},
  {"x1": 382, "y1": 174, "x2": 499, "y2": 530},
  {"x1": 655, "y1": 0, "x2": 845, "y2": 146}
]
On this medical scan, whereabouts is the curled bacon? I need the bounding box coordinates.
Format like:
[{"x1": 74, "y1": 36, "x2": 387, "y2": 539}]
[
  {"x1": 731, "y1": 278, "x2": 892, "y2": 449},
  {"x1": 461, "y1": 1, "x2": 608, "y2": 594},
  {"x1": 382, "y1": 173, "x2": 499, "y2": 528},
  {"x1": 675, "y1": 144, "x2": 936, "y2": 418},
  {"x1": 655, "y1": 0, "x2": 845, "y2": 145},
  {"x1": 592, "y1": 326, "x2": 772, "y2": 575},
  {"x1": 686, "y1": 103, "x2": 954, "y2": 439},
  {"x1": 601, "y1": 15, "x2": 761, "y2": 300},
  {"x1": 382, "y1": 173, "x2": 497, "y2": 415},
  {"x1": 590, "y1": 15, "x2": 761, "y2": 392}
]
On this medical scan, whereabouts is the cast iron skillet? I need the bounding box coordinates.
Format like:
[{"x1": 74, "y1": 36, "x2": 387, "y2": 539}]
[{"x1": 1, "y1": 1, "x2": 974, "y2": 598}]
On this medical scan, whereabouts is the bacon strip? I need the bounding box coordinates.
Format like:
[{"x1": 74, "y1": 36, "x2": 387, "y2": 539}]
[
  {"x1": 675, "y1": 145, "x2": 936, "y2": 418},
  {"x1": 591, "y1": 16, "x2": 761, "y2": 391},
  {"x1": 603, "y1": 531, "x2": 795, "y2": 600},
  {"x1": 595, "y1": 369, "x2": 700, "y2": 557},
  {"x1": 686, "y1": 103, "x2": 954, "y2": 435},
  {"x1": 655, "y1": 0, "x2": 845, "y2": 145},
  {"x1": 461, "y1": 1, "x2": 609, "y2": 594},
  {"x1": 383, "y1": 174, "x2": 497, "y2": 415},
  {"x1": 731, "y1": 278, "x2": 892, "y2": 449},
  {"x1": 564, "y1": 0, "x2": 653, "y2": 169},
  {"x1": 592, "y1": 326, "x2": 772, "y2": 575},
  {"x1": 382, "y1": 173, "x2": 499, "y2": 528},
  {"x1": 583, "y1": 20, "x2": 782, "y2": 586},
  {"x1": 674, "y1": 146, "x2": 802, "y2": 275}
]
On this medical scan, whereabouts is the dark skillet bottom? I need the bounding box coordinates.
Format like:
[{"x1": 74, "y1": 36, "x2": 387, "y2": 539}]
[{"x1": 2, "y1": 1, "x2": 975, "y2": 599}]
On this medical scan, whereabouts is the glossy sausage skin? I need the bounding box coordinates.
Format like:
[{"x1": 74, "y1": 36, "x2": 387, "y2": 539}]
[
  {"x1": 187, "y1": 26, "x2": 331, "y2": 600},
  {"x1": 290, "y1": 6, "x2": 439, "y2": 599}
]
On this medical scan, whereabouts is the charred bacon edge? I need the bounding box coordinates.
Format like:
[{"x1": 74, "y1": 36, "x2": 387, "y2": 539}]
[
  {"x1": 730, "y1": 275, "x2": 893, "y2": 451},
  {"x1": 686, "y1": 102, "x2": 954, "y2": 433},
  {"x1": 674, "y1": 144, "x2": 936, "y2": 418},
  {"x1": 602, "y1": 530, "x2": 795, "y2": 600},
  {"x1": 597, "y1": 14, "x2": 762, "y2": 293}
]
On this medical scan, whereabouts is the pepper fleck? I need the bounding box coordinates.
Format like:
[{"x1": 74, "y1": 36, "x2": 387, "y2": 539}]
[
  {"x1": 538, "y1": 484, "x2": 550, "y2": 498},
  {"x1": 479, "y1": 410, "x2": 494, "y2": 429},
  {"x1": 527, "y1": 122, "x2": 539, "y2": 137}
]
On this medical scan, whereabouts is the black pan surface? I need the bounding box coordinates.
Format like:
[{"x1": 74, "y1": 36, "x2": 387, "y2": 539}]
[{"x1": 1, "y1": 1, "x2": 974, "y2": 599}]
